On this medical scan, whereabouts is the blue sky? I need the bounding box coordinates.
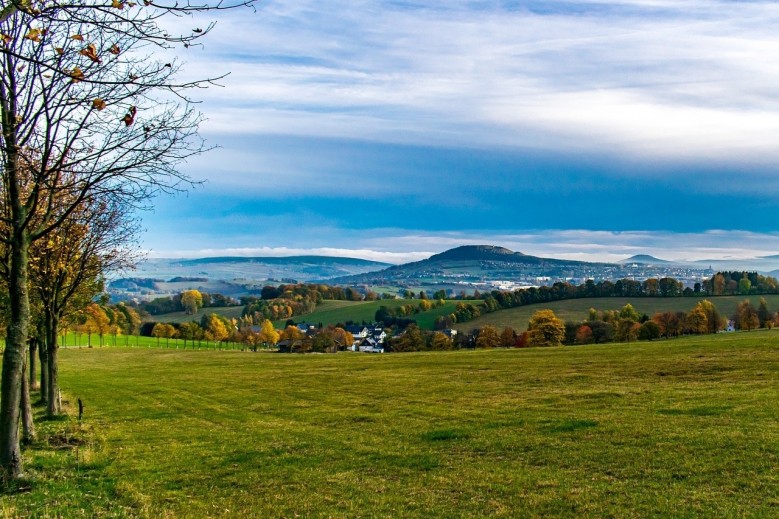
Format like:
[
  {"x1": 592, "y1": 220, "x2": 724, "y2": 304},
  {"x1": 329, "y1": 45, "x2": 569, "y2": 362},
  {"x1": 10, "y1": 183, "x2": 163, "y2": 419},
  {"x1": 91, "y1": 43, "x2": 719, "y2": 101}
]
[{"x1": 144, "y1": 0, "x2": 779, "y2": 263}]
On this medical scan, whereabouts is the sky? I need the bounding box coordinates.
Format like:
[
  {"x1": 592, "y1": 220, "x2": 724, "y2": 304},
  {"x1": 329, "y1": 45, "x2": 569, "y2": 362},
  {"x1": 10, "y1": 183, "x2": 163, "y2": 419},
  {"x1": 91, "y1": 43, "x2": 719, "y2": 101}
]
[{"x1": 142, "y1": 0, "x2": 779, "y2": 264}]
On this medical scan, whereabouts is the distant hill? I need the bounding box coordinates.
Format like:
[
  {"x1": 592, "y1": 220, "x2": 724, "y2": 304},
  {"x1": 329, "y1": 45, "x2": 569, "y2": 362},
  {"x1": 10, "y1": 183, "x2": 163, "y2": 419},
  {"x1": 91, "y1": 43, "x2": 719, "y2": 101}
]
[
  {"x1": 405, "y1": 245, "x2": 591, "y2": 268},
  {"x1": 331, "y1": 245, "x2": 606, "y2": 285},
  {"x1": 123, "y1": 255, "x2": 392, "y2": 288},
  {"x1": 177, "y1": 255, "x2": 389, "y2": 268},
  {"x1": 428, "y1": 245, "x2": 525, "y2": 262},
  {"x1": 618, "y1": 254, "x2": 673, "y2": 265}
]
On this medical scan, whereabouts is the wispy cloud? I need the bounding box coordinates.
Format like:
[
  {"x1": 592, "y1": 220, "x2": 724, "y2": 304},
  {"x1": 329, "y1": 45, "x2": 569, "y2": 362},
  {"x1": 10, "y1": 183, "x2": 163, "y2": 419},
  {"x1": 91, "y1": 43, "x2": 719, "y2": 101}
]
[
  {"x1": 184, "y1": 1, "x2": 779, "y2": 164},
  {"x1": 146, "y1": 228, "x2": 779, "y2": 267},
  {"x1": 142, "y1": 2, "x2": 779, "y2": 258},
  {"x1": 148, "y1": 246, "x2": 431, "y2": 264}
]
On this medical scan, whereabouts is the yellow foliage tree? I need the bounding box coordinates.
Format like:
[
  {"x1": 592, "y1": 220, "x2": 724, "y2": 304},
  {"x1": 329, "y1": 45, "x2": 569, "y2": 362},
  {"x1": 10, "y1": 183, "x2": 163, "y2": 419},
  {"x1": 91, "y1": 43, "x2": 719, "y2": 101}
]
[
  {"x1": 686, "y1": 306, "x2": 708, "y2": 334},
  {"x1": 331, "y1": 328, "x2": 355, "y2": 350},
  {"x1": 430, "y1": 332, "x2": 453, "y2": 351},
  {"x1": 257, "y1": 320, "x2": 280, "y2": 348},
  {"x1": 205, "y1": 315, "x2": 229, "y2": 344},
  {"x1": 279, "y1": 325, "x2": 305, "y2": 342},
  {"x1": 476, "y1": 325, "x2": 500, "y2": 349},
  {"x1": 527, "y1": 309, "x2": 565, "y2": 347},
  {"x1": 181, "y1": 290, "x2": 203, "y2": 315}
]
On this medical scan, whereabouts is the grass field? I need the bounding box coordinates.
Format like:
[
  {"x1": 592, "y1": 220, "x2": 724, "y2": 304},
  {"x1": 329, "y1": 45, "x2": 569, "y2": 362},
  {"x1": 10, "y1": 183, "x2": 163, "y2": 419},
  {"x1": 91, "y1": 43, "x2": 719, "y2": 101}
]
[
  {"x1": 143, "y1": 305, "x2": 245, "y2": 324},
  {"x1": 271, "y1": 299, "x2": 475, "y2": 330},
  {"x1": 456, "y1": 294, "x2": 779, "y2": 332},
  {"x1": 5, "y1": 331, "x2": 779, "y2": 517},
  {"x1": 150, "y1": 299, "x2": 472, "y2": 331}
]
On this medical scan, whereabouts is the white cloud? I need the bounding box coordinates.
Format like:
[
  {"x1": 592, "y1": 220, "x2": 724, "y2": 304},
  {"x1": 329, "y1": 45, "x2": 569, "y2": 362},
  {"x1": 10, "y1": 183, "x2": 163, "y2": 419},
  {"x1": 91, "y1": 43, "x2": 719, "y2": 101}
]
[
  {"x1": 146, "y1": 228, "x2": 779, "y2": 268},
  {"x1": 147, "y1": 246, "x2": 432, "y2": 264},
  {"x1": 174, "y1": 0, "x2": 779, "y2": 168}
]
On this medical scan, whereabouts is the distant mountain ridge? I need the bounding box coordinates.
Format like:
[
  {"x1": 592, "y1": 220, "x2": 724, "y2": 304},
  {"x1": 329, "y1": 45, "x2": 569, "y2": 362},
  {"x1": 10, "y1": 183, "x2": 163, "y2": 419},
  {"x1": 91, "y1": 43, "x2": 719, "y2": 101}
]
[
  {"x1": 402, "y1": 245, "x2": 591, "y2": 267},
  {"x1": 127, "y1": 255, "x2": 393, "y2": 286},
  {"x1": 331, "y1": 244, "x2": 607, "y2": 285},
  {"x1": 428, "y1": 245, "x2": 524, "y2": 262},
  {"x1": 127, "y1": 246, "x2": 779, "y2": 291},
  {"x1": 177, "y1": 255, "x2": 389, "y2": 267},
  {"x1": 618, "y1": 254, "x2": 673, "y2": 265}
]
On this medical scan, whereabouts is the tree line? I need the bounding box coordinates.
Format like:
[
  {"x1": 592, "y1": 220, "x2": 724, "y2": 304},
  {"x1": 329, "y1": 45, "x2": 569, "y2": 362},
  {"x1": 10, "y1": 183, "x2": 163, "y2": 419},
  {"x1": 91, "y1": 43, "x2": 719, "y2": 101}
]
[
  {"x1": 386, "y1": 296, "x2": 778, "y2": 353},
  {"x1": 138, "y1": 290, "x2": 239, "y2": 316},
  {"x1": 147, "y1": 317, "x2": 358, "y2": 355},
  {"x1": 0, "y1": 0, "x2": 252, "y2": 481},
  {"x1": 431, "y1": 272, "x2": 779, "y2": 329}
]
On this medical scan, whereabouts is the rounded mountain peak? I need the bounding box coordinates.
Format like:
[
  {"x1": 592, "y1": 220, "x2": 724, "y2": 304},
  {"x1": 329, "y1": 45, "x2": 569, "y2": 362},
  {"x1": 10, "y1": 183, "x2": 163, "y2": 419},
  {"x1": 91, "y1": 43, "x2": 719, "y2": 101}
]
[{"x1": 428, "y1": 245, "x2": 524, "y2": 262}]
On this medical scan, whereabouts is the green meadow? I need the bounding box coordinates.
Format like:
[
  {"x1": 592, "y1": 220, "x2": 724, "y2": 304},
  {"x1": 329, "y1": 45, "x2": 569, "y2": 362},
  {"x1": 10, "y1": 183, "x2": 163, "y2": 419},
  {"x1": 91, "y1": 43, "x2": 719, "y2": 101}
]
[
  {"x1": 456, "y1": 294, "x2": 779, "y2": 332},
  {"x1": 148, "y1": 299, "x2": 473, "y2": 330},
  {"x1": 147, "y1": 295, "x2": 779, "y2": 335},
  {"x1": 4, "y1": 331, "x2": 778, "y2": 517},
  {"x1": 267, "y1": 299, "x2": 474, "y2": 329},
  {"x1": 141, "y1": 305, "x2": 246, "y2": 324}
]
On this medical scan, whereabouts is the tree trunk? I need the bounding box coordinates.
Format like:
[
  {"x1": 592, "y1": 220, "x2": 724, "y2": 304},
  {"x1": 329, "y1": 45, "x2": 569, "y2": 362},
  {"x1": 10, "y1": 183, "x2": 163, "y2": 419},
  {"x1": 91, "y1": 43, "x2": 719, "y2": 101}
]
[
  {"x1": 20, "y1": 356, "x2": 35, "y2": 445},
  {"x1": 38, "y1": 336, "x2": 48, "y2": 405},
  {"x1": 0, "y1": 231, "x2": 30, "y2": 481},
  {"x1": 46, "y1": 313, "x2": 61, "y2": 417},
  {"x1": 28, "y1": 337, "x2": 38, "y2": 391}
]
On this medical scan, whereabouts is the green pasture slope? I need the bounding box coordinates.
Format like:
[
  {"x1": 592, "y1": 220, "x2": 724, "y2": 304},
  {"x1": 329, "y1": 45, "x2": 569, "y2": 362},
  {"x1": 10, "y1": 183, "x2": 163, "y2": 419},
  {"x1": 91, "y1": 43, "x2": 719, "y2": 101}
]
[
  {"x1": 142, "y1": 305, "x2": 245, "y2": 324},
  {"x1": 271, "y1": 299, "x2": 475, "y2": 329},
  {"x1": 5, "y1": 332, "x2": 779, "y2": 517},
  {"x1": 149, "y1": 299, "x2": 474, "y2": 330},
  {"x1": 456, "y1": 294, "x2": 779, "y2": 332}
]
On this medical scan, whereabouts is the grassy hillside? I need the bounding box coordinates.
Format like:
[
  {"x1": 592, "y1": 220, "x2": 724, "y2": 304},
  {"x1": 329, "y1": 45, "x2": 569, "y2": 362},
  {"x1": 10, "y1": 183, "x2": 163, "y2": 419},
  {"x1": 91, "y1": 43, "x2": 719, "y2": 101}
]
[
  {"x1": 455, "y1": 294, "x2": 779, "y2": 332},
  {"x1": 143, "y1": 305, "x2": 246, "y2": 324},
  {"x1": 7, "y1": 332, "x2": 779, "y2": 517},
  {"x1": 273, "y1": 299, "x2": 475, "y2": 329},
  {"x1": 149, "y1": 299, "x2": 470, "y2": 330}
]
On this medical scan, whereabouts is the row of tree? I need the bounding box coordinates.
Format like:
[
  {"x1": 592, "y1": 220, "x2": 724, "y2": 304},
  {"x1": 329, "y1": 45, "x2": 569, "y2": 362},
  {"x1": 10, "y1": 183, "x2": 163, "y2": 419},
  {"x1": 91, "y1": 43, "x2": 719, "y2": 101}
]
[
  {"x1": 386, "y1": 297, "x2": 779, "y2": 353},
  {"x1": 427, "y1": 273, "x2": 779, "y2": 330},
  {"x1": 146, "y1": 317, "x2": 360, "y2": 355},
  {"x1": 138, "y1": 290, "x2": 239, "y2": 316},
  {"x1": 707, "y1": 272, "x2": 779, "y2": 296},
  {"x1": 374, "y1": 299, "x2": 446, "y2": 325},
  {"x1": 0, "y1": 0, "x2": 253, "y2": 480}
]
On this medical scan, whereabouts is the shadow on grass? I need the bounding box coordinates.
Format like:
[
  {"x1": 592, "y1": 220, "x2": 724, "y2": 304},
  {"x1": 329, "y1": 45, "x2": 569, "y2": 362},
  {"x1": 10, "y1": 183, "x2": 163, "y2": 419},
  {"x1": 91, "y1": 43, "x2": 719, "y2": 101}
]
[
  {"x1": 37, "y1": 414, "x2": 70, "y2": 423},
  {"x1": 370, "y1": 453, "x2": 440, "y2": 471},
  {"x1": 421, "y1": 428, "x2": 470, "y2": 442},
  {"x1": 541, "y1": 419, "x2": 598, "y2": 433},
  {"x1": 657, "y1": 406, "x2": 732, "y2": 417}
]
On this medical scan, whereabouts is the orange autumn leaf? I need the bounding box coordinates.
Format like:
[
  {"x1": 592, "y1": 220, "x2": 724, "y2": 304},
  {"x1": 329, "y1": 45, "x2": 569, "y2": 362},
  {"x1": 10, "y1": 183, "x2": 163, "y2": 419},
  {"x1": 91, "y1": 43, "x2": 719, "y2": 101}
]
[
  {"x1": 122, "y1": 106, "x2": 137, "y2": 126},
  {"x1": 112, "y1": 0, "x2": 125, "y2": 8},
  {"x1": 71, "y1": 34, "x2": 84, "y2": 41},
  {"x1": 70, "y1": 67, "x2": 84, "y2": 82},
  {"x1": 109, "y1": 44, "x2": 120, "y2": 55},
  {"x1": 54, "y1": 47, "x2": 64, "y2": 55},
  {"x1": 92, "y1": 98, "x2": 107, "y2": 111},
  {"x1": 78, "y1": 43, "x2": 101, "y2": 63},
  {"x1": 24, "y1": 29, "x2": 43, "y2": 42}
]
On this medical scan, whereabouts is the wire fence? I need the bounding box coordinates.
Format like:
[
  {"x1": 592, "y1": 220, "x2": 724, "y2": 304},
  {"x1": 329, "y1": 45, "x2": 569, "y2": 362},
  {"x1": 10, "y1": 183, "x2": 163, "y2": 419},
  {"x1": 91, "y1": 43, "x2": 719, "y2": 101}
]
[{"x1": 56, "y1": 334, "x2": 251, "y2": 351}]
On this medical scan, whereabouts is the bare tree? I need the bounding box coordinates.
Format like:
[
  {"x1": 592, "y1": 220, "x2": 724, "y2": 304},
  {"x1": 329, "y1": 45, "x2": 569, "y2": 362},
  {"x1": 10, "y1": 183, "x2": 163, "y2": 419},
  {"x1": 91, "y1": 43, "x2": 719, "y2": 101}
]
[{"x1": 0, "y1": 0, "x2": 252, "y2": 481}]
